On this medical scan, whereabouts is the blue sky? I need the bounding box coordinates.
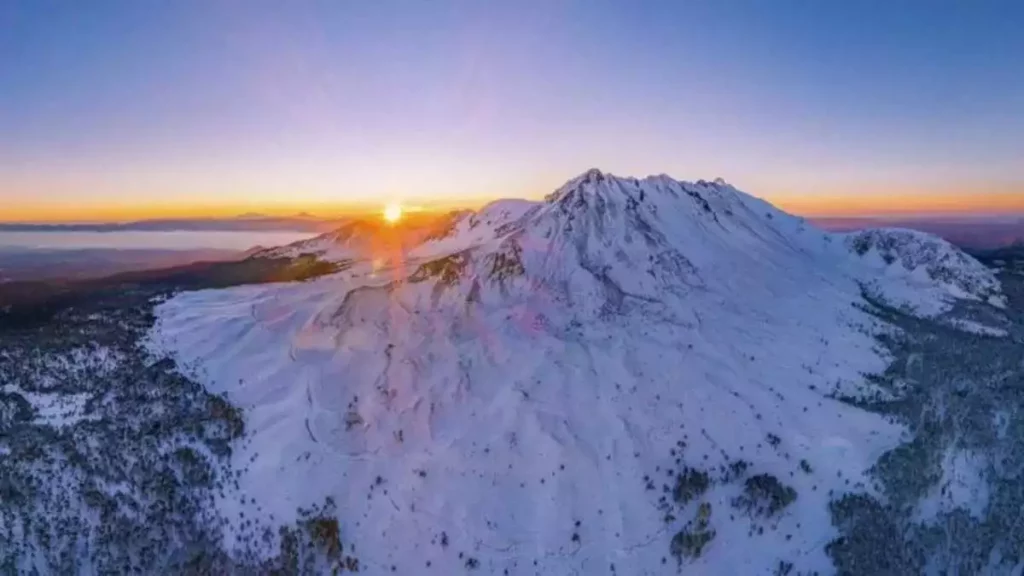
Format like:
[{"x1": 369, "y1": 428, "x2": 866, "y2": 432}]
[{"x1": 1, "y1": 0, "x2": 1022, "y2": 219}]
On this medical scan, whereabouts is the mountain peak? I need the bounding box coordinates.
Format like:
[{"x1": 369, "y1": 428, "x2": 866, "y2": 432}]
[
  {"x1": 540, "y1": 170, "x2": 732, "y2": 232},
  {"x1": 579, "y1": 167, "x2": 607, "y2": 182},
  {"x1": 545, "y1": 168, "x2": 612, "y2": 201},
  {"x1": 143, "y1": 168, "x2": 1008, "y2": 576},
  {"x1": 549, "y1": 170, "x2": 734, "y2": 206}
]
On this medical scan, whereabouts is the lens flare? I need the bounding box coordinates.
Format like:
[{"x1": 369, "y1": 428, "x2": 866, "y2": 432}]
[{"x1": 383, "y1": 202, "x2": 403, "y2": 224}]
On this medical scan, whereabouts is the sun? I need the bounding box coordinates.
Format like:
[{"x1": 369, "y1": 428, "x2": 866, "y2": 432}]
[{"x1": 382, "y1": 202, "x2": 403, "y2": 224}]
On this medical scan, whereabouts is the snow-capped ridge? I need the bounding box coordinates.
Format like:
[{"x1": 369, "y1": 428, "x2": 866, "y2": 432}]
[
  {"x1": 256, "y1": 212, "x2": 461, "y2": 264},
  {"x1": 544, "y1": 169, "x2": 726, "y2": 216},
  {"x1": 537, "y1": 170, "x2": 814, "y2": 247},
  {"x1": 249, "y1": 169, "x2": 1000, "y2": 321},
  {"x1": 845, "y1": 227, "x2": 1004, "y2": 311},
  {"x1": 393, "y1": 169, "x2": 1002, "y2": 318},
  {"x1": 404, "y1": 170, "x2": 737, "y2": 314}
]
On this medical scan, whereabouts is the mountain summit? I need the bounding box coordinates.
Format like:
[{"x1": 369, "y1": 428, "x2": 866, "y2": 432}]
[
  {"x1": 398, "y1": 169, "x2": 999, "y2": 316},
  {"x1": 148, "y1": 171, "x2": 1007, "y2": 574}
]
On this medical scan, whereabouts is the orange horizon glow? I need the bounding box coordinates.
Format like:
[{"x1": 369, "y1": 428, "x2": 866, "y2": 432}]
[
  {"x1": 771, "y1": 191, "x2": 1024, "y2": 218},
  {"x1": 0, "y1": 197, "x2": 491, "y2": 224},
  {"x1": 4, "y1": 190, "x2": 1024, "y2": 224}
]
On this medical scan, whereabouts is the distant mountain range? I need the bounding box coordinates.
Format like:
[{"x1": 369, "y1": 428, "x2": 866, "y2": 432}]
[
  {"x1": 7, "y1": 211, "x2": 1024, "y2": 251},
  {"x1": 0, "y1": 215, "x2": 345, "y2": 233}
]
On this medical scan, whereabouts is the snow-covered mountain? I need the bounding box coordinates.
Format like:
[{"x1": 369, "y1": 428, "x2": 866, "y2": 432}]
[{"x1": 146, "y1": 170, "x2": 1009, "y2": 574}]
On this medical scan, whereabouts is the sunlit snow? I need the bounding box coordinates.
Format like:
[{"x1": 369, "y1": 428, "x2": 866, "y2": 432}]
[{"x1": 148, "y1": 170, "x2": 1001, "y2": 574}]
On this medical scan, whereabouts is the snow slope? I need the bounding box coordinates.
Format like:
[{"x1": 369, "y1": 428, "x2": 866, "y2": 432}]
[{"x1": 148, "y1": 170, "x2": 1002, "y2": 574}]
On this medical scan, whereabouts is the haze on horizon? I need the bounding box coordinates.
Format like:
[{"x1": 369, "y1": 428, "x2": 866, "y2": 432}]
[{"x1": 1, "y1": 0, "x2": 1022, "y2": 223}]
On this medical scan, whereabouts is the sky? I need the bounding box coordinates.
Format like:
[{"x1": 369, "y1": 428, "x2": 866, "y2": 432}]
[{"x1": 1, "y1": 0, "x2": 1023, "y2": 222}]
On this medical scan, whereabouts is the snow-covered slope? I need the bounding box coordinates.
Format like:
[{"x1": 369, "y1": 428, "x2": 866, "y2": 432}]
[
  {"x1": 148, "y1": 170, "x2": 1003, "y2": 574},
  {"x1": 845, "y1": 227, "x2": 1005, "y2": 314}
]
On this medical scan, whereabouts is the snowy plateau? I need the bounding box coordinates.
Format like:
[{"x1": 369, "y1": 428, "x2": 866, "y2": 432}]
[{"x1": 4, "y1": 170, "x2": 1024, "y2": 575}]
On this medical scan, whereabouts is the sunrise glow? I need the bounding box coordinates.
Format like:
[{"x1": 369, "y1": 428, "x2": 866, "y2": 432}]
[
  {"x1": 1, "y1": 3, "x2": 1022, "y2": 222},
  {"x1": 383, "y1": 203, "x2": 404, "y2": 224}
]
